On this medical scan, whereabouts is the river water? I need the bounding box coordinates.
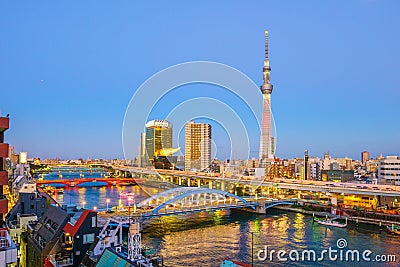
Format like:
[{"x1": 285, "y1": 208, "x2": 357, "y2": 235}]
[{"x1": 44, "y1": 170, "x2": 400, "y2": 267}]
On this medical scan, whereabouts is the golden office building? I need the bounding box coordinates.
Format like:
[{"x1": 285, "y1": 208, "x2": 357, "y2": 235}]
[
  {"x1": 145, "y1": 120, "x2": 172, "y2": 162},
  {"x1": 185, "y1": 121, "x2": 211, "y2": 171}
]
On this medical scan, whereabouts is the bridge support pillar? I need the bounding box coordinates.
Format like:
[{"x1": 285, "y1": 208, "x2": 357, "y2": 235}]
[
  {"x1": 220, "y1": 181, "x2": 225, "y2": 191},
  {"x1": 178, "y1": 177, "x2": 182, "y2": 186},
  {"x1": 187, "y1": 178, "x2": 191, "y2": 187},
  {"x1": 208, "y1": 181, "x2": 213, "y2": 189},
  {"x1": 197, "y1": 179, "x2": 201, "y2": 188},
  {"x1": 255, "y1": 201, "x2": 266, "y2": 214},
  {"x1": 331, "y1": 194, "x2": 338, "y2": 206}
]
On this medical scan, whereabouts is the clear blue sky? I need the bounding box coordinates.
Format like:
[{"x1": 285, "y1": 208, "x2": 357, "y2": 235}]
[{"x1": 1, "y1": 1, "x2": 399, "y2": 160}]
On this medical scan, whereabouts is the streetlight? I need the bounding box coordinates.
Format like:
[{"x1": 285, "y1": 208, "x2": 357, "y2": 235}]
[
  {"x1": 93, "y1": 206, "x2": 97, "y2": 211},
  {"x1": 128, "y1": 196, "x2": 132, "y2": 223},
  {"x1": 82, "y1": 201, "x2": 86, "y2": 209},
  {"x1": 106, "y1": 198, "x2": 110, "y2": 211}
]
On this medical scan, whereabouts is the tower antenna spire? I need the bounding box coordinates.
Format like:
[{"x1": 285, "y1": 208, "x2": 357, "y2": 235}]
[{"x1": 265, "y1": 30, "x2": 269, "y2": 60}]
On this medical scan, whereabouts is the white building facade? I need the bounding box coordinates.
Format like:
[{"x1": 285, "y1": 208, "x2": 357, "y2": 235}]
[{"x1": 377, "y1": 156, "x2": 400, "y2": 185}]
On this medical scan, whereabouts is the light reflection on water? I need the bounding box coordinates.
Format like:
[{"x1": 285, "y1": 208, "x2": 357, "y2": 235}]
[
  {"x1": 54, "y1": 183, "x2": 158, "y2": 210},
  {"x1": 142, "y1": 210, "x2": 400, "y2": 267},
  {"x1": 46, "y1": 171, "x2": 400, "y2": 267}
]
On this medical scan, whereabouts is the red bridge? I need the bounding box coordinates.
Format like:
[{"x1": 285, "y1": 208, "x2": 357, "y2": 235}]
[{"x1": 34, "y1": 177, "x2": 146, "y2": 187}]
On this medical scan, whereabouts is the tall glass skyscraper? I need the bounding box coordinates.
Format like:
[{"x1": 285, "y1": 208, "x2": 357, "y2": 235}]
[{"x1": 144, "y1": 120, "x2": 172, "y2": 164}]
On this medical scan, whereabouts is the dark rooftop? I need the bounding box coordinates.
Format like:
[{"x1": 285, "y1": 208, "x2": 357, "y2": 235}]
[{"x1": 30, "y1": 204, "x2": 69, "y2": 252}]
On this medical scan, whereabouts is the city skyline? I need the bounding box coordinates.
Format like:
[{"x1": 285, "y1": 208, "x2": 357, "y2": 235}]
[{"x1": 1, "y1": 1, "x2": 400, "y2": 159}]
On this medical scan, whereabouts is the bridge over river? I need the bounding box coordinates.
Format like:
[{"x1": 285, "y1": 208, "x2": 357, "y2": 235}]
[
  {"x1": 98, "y1": 187, "x2": 296, "y2": 221},
  {"x1": 34, "y1": 177, "x2": 146, "y2": 187},
  {"x1": 112, "y1": 166, "x2": 400, "y2": 198}
]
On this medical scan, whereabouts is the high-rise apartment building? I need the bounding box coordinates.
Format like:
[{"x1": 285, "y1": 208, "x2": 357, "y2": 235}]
[
  {"x1": 310, "y1": 163, "x2": 320, "y2": 180},
  {"x1": 321, "y1": 152, "x2": 334, "y2": 171},
  {"x1": 377, "y1": 156, "x2": 400, "y2": 185},
  {"x1": 0, "y1": 116, "x2": 10, "y2": 220},
  {"x1": 185, "y1": 121, "x2": 211, "y2": 171},
  {"x1": 138, "y1": 133, "x2": 146, "y2": 167},
  {"x1": 303, "y1": 150, "x2": 310, "y2": 180},
  {"x1": 361, "y1": 151, "x2": 370, "y2": 163},
  {"x1": 145, "y1": 120, "x2": 172, "y2": 164}
]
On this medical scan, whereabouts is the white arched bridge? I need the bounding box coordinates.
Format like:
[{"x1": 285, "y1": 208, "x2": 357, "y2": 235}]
[
  {"x1": 137, "y1": 187, "x2": 254, "y2": 217},
  {"x1": 132, "y1": 187, "x2": 296, "y2": 219}
]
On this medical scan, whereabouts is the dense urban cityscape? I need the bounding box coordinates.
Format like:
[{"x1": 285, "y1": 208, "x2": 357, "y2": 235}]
[{"x1": 1, "y1": 2, "x2": 400, "y2": 267}]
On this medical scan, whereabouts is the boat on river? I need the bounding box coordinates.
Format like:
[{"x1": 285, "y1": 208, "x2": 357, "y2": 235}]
[
  {"x1": 313, "y1": 216, "x2": 347, "y2": 228},
  {"x1": 317, "y1": 219, "x2": 347, "y2": 228},
  {"x1": 119, "y1": 192, "x2": 135, "y2": 197},
  {"x1": 387, "y1": 225, "x2": 400, "y2": 235}
]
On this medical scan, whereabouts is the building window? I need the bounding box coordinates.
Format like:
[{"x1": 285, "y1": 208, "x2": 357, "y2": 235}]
[
  {"x1": 83, "y1": 233, "x2": 95, "y2": 244},
  {"x1": 30, "y1": 205, "x2": 34, "y2": 209},
  {"x1": 92, "y1": 216, "x2": 96, "y2": 227}
]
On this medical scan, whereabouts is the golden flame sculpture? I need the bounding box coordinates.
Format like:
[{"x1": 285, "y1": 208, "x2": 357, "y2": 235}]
[{"x1": 155, "y1": 147, "x2": 181, "y2": 157}]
